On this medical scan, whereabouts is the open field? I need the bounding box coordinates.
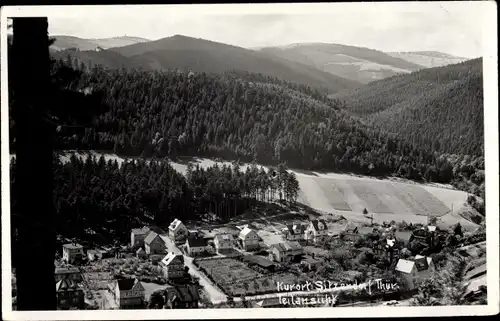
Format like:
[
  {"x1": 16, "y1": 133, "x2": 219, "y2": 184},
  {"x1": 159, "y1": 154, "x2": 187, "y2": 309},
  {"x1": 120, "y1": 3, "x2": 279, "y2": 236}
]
[{"x1": 11, "y1": 152, "x2": 477, "y2": 229}]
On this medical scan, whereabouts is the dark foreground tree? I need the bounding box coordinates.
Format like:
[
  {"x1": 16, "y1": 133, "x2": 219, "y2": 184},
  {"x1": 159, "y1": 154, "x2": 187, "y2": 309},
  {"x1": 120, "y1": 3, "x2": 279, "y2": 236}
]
[{"x1": 11, "y1": 17, "x2": 56, "y2": 310}]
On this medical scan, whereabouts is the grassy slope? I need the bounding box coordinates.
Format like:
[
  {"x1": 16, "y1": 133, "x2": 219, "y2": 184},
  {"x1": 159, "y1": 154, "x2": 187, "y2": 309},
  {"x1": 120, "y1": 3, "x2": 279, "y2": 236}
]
[{"x1": 257, "y1": 43, "x2": 423, "y2": 83}]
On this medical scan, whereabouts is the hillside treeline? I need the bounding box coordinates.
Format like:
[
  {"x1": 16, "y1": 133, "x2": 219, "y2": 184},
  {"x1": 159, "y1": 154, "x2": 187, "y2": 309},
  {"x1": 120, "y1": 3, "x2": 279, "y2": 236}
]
[
  {"x1": 336, "y1": 58, "x2": 483, "y2": 157},
  {"x1": 10, "y1": 155, "x2": 299, "y2": 245},
  {"x1": 29, "y1": 62, "x2": 460, "y2": 186}
]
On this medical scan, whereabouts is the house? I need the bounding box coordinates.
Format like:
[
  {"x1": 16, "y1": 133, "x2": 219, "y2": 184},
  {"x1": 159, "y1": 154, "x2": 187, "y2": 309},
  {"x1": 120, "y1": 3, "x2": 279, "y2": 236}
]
[
  {"x1": 213, "y1": 233, "x2": 234, "y2": 252},
  {"x1": 385, "y1": 238, "x2": 399, "y2": 263},
  {"x1": 144, "y1": 231, "x2": 166, "y2": 255},
  {"x1": 342, "y1": 223, "x2": 365, "y2": 242},
  {"x1": 185, "y1": 236, "x2": 209, "y2": 257},
  {"x1": 300, "y1": 255, "x2": 322, "y2": 271},
  {"x1": 164, "y1": 283, "x2": 200, "y2": 309},
  {"x1": 62, "y1": 243, "x2": 84, "y2": 264},
  {"x1": 268, "y1": 241, "x2": 304, "y2": 262},
  {"x1": 136, "y1": 248, "x2": 147, "y2": 259},
  {"x1": 87, "y1": 250, "x2": 102, "y2": 261},
  {"x1": 283, "y1": 224, "x2": 305, "y2": 241},
  {"x1": 54, "y1": 267, "x2": 83, "y2": 283},
  {"x1": 238, "y1": 227, "x2": 260, "y2": 251},
  {"x1": 160, "y1": 252, "x2": 186, "y2": 280},
  {"x1": 242, "y1": 255, "x2": 276, "y2": 272},
  {"x1": 56, "y1": 278, "x2": 85, "y2": 310},
  {"x1": 169, "y1": 219, "x2": 188, "y2": 243},
  {"x1": 111, "y1": 278, "x2": 145, "y2": 309},
  {"x1": 395, "y1": 255, "x2": 435, "y2": 290},
  {"x1": 304, "y1": 220, "x2": 328, "y2": 244},
  {"x1": 130, "y1": 227, "x2": 150, "y2": 248}
]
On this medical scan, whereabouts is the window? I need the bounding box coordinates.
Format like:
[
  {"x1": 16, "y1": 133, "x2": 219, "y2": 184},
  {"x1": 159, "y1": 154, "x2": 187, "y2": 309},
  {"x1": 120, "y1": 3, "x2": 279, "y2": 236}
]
[{"x1": 60, "y1": 299, "x2": 67, "y2": 305}]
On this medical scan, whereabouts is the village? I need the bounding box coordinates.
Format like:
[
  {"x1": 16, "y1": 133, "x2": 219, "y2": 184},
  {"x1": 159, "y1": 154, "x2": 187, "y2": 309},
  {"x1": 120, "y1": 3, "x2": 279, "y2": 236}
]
[{"x1": 48, "y1": 202, "x2": 487, "y2": 310}]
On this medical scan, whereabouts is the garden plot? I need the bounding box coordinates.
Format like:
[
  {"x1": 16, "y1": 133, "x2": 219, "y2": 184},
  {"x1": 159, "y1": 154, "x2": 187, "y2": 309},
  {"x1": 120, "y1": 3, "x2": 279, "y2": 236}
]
[{"x1": 196, "y1": 258, "x2": 279, "y2": 296}]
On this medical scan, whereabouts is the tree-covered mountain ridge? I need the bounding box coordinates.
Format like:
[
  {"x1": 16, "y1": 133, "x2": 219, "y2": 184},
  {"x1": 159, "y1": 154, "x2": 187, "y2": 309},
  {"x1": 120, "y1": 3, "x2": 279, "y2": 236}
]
[
  {"x1": 333, "y1": 58, "x2": 483, "y2": 155},
  {"x1": 50, "y1": 35, "x2": 361, "y2": 95},
  {"x1": 15, "y1": 61, "x2": 479, "y2": 194}
]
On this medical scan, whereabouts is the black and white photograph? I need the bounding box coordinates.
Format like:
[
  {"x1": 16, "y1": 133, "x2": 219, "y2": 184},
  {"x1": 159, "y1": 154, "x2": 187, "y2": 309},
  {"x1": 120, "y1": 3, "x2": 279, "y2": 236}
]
[{"x1": 1, "y1": 2, "x2": 498, "y2": 319}]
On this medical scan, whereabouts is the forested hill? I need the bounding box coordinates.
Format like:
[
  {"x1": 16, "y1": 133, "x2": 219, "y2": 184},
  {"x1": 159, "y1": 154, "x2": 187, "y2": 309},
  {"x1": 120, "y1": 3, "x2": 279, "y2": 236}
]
[
  {"x1": 17, "y1": 63, "x2": 460, "y2": 187},
  {"x1": 50, "y1": 35, "x2": 361, "y2": 94},
  {"x1": 333, "y1": 58, "x2": 483, "y2": 156}
]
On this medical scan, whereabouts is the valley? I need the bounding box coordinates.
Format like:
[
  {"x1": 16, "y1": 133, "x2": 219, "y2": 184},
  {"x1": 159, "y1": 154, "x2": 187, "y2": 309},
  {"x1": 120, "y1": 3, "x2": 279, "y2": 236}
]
[{"x1": 6, "y1": 11, "x2": 489, "y2": 313}]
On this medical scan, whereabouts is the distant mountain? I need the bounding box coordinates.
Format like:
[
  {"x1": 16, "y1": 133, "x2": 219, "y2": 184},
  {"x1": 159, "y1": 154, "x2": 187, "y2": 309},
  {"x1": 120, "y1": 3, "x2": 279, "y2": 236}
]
[
  {"x1": 52, "y1": 35, "x2": 361, "y2": 94},
  {"x1": 50, "y1": 35, "x2": 150, "y2": 51},
  {"x1": 333, "y1": 58, "x2": 483, "y2": 156},
  {"x1": 256, "y1": 43, "x2": 424, "y2": 84},
  {"x1": 387, "y1": 51, "x2": 470, "y2": 69}
]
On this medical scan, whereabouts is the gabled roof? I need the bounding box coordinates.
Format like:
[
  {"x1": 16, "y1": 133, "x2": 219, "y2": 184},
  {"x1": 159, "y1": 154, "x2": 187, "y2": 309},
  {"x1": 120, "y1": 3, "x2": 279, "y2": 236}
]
[
  {"x1": 386, "y1": 239, "x2": 396, "y2": 247},
  {"x1": 310, "y1": 219, "x2": 328, "y2": 231},
  {"x1": 242, "y1": 255, "x2": 275, "y2": 268},
  {"x1": 287, "y1": 224, "x2": 305, "y2": 235},
  {"x1": 144, "y1": 231, "x2": 161, "y2": 245},
  {"x1": 214, "y1": 233, "x2": 234, "y2": 242},
  {"x1": 63, "y1": 243, "x2": 83, "y2": 249},
  {"x1": 187, "y1": 235, "x2": 208, "y2": 248},
  {"x1": 395, "y1": 259, "x2": 415, "y2": 274},
  {"x1": 136, "y1": 248, "x2": 146, "y2": 254},
  {"x1": 165, "y1": 284, "x2": 200, "y2": 303},
  {"x1": 131, "y1": 226, "x2": 150, "y2": 235},
  {"x1": 301, "y1": 256, "x2": 321, "y2": 264},
  {"x1": 117, "y1": 278, "x2": 144, "y2": 292},
  {"x1": 414, "y1": 257, "x2": 429, "y2": 271},
  {"x1": 161, "y1": 252, "x2": 184, "y2": 266},
  {"x1": 239, "y1": 227, "x2": 256, "y2": 239},
  {"x1": 56, "y1": 278, "x2": 81, "y2": 292},
  {"x1": 55, "y1": 267, "x2": 80, "y2": 275},
  {"x1": 415, "y1": 255, "x2": 433, "y2": 270},
  {"x1": 272, "y1": 241, "x2": 302, "y2": 253},
  {"x1": 169, "y1": 219, "x2": 185, "y2": 232},
  {"x1": 427, "y1": 225, "x2": 437, "y2": 232}
]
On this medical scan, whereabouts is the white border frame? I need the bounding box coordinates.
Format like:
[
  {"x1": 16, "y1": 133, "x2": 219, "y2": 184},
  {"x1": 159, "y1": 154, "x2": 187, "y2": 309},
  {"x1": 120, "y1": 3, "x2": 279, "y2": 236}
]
[{"x1": 1, "y1": 2, "x2": 498, "y2": 320}]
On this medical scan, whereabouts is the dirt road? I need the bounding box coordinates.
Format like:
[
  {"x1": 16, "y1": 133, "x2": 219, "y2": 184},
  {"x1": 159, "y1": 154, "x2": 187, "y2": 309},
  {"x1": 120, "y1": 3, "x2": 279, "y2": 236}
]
[{"x1": 159, "y1": 234, "x2": 228, "y2": 304}]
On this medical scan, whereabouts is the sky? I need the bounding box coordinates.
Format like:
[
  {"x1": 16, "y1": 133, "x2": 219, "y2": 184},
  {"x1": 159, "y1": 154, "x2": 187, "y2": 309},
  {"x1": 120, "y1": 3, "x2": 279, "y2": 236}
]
[{"x1": 5, "y1": 2, "x2": 491, "y2": 58}]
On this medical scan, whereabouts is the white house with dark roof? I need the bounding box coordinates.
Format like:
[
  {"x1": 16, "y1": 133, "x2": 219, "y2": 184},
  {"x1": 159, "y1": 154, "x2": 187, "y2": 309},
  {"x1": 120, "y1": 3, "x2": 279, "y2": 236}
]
[
  {"x1": 269, "y1": 241, "x2": 304, "y2": 262},
  {"x1": 238, "y1": 227, "x2": 259, "y2": 251},
  {"x1": 111, "y1": 278, "x2": 145, "y2": 309},
  {"x1": 213, "y1": 233, "x2": 234, "y2": 252},
  {"x1": 185, "y1": 236, "x2": 209, "y2": 257},
  {"x1": 283, "y1": 224, "x2": 305, "y2": 241},
  {"x1": 169, "y1": 219, "x2": 188, "y2": 243},
  {"x1": 62, "y1": 243, "x2": 84, "y2": 264},
  {"x1": 395, "y1": 255, "x2": 435, "y2": 290},
  {"x1": 144, "y1": 231, "x2": 166, "y2": 255},
  {"x1": 130, "y1": 226, "x2": 150, "y2": 248},
  {"x1": 56, "y1": 278, "x2": 85, "y2": 310},
  {"x1": 160, "y1": 252, "x2": 186, "y2": 279},
  {"x1": 304, "y1": 219, "x2": 328, "y2": 244}
]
